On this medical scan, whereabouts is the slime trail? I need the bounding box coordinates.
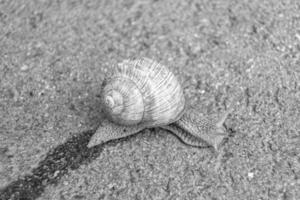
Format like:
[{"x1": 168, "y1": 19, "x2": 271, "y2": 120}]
[{"x1": 0, "y1": 130, "x2": 102, "y2": 200}]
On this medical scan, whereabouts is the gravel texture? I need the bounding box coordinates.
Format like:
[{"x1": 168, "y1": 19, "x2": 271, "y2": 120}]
[{"x1": 0, "y1": 0, "x2": 300, "y2": 200}]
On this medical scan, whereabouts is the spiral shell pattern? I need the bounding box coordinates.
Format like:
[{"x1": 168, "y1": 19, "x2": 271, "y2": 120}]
[{"x1": 101, "y1": 57, "x2": 185, "y2": 127}]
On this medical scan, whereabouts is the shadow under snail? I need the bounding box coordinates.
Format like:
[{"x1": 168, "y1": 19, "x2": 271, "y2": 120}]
[{"x1": 88, "y1": 58, "x2": 233, "y2": 151}]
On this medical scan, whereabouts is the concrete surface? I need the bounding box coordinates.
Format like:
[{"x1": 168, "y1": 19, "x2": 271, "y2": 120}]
[{"x1": 0, "y1": 0, "x2": 299, "y2": 199}]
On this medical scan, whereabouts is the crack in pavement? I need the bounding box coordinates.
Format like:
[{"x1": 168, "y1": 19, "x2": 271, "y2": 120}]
[{"x1": 0, "y1": 130, "x2": 103, "y2": 200}]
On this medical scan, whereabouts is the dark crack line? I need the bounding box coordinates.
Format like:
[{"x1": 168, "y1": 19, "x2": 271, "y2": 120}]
[
  {"x1": 0, "y1": 129, "x2": 103, "y2": 200},
  {"x1": 0, "y1": 127, "x2": 153, "y2": 200}
]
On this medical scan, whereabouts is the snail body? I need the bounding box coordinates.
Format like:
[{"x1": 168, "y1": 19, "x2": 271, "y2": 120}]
[{"x1": 88, "y1": 58, "x2": 231, "y2": 150}]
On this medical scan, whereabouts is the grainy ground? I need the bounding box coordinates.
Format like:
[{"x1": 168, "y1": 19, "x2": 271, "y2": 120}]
[{"x1": 0, "y1": 0, "x2": 300, "y2": 200}]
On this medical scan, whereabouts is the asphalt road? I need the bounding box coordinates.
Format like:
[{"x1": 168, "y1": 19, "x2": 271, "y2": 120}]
[{"x1": 0, "y1": 0, "x2": 299, "y2": 199}]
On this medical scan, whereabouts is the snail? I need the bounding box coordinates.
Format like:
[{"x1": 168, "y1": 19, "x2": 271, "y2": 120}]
[{"x1": 88, "y1": 58, "x2": 232, "y2": 150}]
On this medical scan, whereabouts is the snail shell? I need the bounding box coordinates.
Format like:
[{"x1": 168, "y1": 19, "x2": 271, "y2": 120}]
[{"x1": 101, "y1": 57, "x2": 185, "y2": 127}]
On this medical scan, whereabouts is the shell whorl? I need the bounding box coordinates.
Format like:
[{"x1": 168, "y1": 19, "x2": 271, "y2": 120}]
[
  {"x1": 101, "y1": 58, "x2": 185, "y2": 127},
  {"x1": 101, "y1": 78, "x2": 144, "y2": 125}
]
